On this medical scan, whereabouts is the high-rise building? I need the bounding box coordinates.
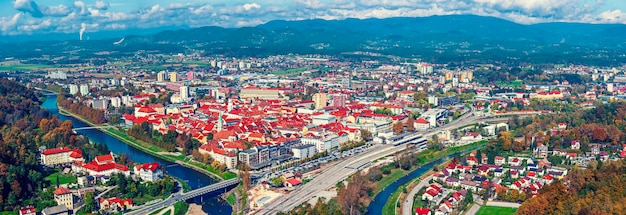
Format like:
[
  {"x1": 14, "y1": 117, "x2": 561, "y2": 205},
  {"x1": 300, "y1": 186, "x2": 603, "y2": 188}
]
[
  {"x1": 157, "y1": 71, "x2": 167, "y2": 82},
  {"x1": 186, "y1": 71, "x2": 194, "y2": 80},
  {"x1": 210, "y1": 60, "x2": 217, "y2": 67},
  {"x1": 313, "y1": 93, "x2": 327, "y2": 110},
  {"x1": 110, "y1": 97, "x2": 122, "y2": 108},
  {"x1": 180, "y1": 86, "x2": 189, "y2": 100},
  {"x1": 445, "y1": 71, "x2": 453, "y2": 81},
  {"x1": 79, "y1": 85, "x2": 89, "y2": 96},
  {"x1": 333, "y1": 94, "x2": 347, "y2": 107},
  {"x1": 169, "y1": 72, "x2": 178, "y2": 82},
  {"x1": 467, "y1": 71, "x2": 473, "y2": 81},
  {"x1": 69, "y1": 84, "x2": 78, "y2": 95}
]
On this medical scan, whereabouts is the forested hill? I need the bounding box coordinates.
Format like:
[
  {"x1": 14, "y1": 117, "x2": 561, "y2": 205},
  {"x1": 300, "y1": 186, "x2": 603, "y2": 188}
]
[
  {"x1": 0, "y1": 78, "x2": 104, "y2": 212},
  {"x1": 3, "y1": 15, "x2": 626, "y2": 66}
]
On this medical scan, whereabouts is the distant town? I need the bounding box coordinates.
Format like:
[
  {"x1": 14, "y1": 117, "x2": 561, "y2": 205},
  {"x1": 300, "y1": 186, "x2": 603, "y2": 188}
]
[{"x1": 1, "y1": 51, "x2": 626, "y2": 215}]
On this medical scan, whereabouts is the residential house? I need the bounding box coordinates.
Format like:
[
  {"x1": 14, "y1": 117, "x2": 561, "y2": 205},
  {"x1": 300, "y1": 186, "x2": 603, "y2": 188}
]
[
  {"x1": 134, "y1": 162, "x2": 163, "y2": 182},
  {"x1": 571, "y1": 140, "x2": 581, "y2": 150},
  {"x1": 415, "y1": 207, "x2": 432, "y2": 215},
  {"x1": 99, "y1": 197, "x2": 133, "y2": 211},
  {"x1": 284, "y1": 178, "x2": 302, "y2": 187},
  {"x1": 19, "y1": 206, "x2": 36, "y2": 215},
  {"x1": 53, "y1": 187, "x2": 74, "y2": 210},
  {"x1": 494, "y1": 156, "x2": 505, "y2": 166}
]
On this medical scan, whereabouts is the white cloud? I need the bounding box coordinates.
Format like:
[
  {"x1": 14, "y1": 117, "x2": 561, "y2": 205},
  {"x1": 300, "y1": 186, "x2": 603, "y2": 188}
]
[
  {"x1": 1, "y1": 0, "x2": 625, "y2": 36},
  {"x1": 243, "y1": 3, "x2": 261, "y2": 11},
  {"x1": 596, "y1": 10, "x2": 626, "y2": 23},
  {"x1": 0, "y1": 13, "x2": 22, "y2": 32},
  {"x1": 94, "y1": 1, "x2": 109, "y2": 10}
]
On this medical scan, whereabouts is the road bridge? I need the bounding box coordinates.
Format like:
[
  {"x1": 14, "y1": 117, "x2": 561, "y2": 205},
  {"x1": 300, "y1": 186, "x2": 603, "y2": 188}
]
[{"x1": 127, "y1": 178, "x2": 240, "y2": 215}]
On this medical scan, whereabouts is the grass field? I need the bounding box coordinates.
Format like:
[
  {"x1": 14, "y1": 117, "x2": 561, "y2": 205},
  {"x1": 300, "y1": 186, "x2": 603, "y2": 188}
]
[
  {"x1": 476, "y1": 206, "x2": 518, "y2": 215},
  {"x1": 45, "y1": 172, "x2": 77, "y2": 186},
  {"x1": 270, "y1": 68, "x2": 307, "y2": 75},
  {"x1": 173, "y1": 202, "x2": 189, "y2": 215},
  {"x1": 0, "y1": 211, "x2": 17, "y2": 215},
  {"x1": 0, "y1": 64, "x2": 54, "y2": 71}
]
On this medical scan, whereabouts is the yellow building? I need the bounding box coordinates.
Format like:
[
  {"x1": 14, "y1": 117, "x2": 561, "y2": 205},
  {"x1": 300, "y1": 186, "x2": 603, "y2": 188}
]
[
  {"x1": 239, "y1": 88, "x2": 282, "y2": 99},
  {"x1": 445, "y1": 71, "x2": 453, "y2": 81},
  {"x1": 313, "y1": 93, "x2": 327, "y2": 110},
  {"x1": 157, "y1": 71, "x2": 166, "y2": 82},
  {"x1": 54, "y1": 187, "x2": 74, "y2": 210},
  {"x1": 169, "y1": 72, "x2": 178, "y2": 82}
]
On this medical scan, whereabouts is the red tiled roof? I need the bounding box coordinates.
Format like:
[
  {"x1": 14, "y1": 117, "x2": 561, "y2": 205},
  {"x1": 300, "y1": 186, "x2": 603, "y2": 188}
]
[
  {"x1": 19, "y1": 206, "x2": 36, "y2": 214},
  {"x1": 53, "y1": 187, "x2": 72, "y2": 195},
  {"x1": 95, "y1": 154, "x2": 114, "y2": 164},
  {"x1": 135, "y1": 162, "x2": 160, "y2": 172},
  {"x1": 415, "y1": 207, "x2": 430, "y2": 215},
  {"x1": 42, "y1": 147, "x2": 73, "y2": 155},
  {"x1": 415, "y1": 118, "x2": 429, "y2": 124}
]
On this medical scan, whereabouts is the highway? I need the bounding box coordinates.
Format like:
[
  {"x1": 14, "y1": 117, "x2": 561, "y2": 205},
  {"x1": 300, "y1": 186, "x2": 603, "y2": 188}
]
[{"x1": 257, "y1": 112, "x2": 512, "y2": 214}]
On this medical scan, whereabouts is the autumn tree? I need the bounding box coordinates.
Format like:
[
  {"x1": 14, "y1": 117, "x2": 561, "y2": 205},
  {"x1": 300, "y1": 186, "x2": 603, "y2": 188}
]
[
  {"x1": 336, "y1": 171, "x2": 372, "y2": 215},
  {"x1": 405, "y1": 117, "x2": 415, "y2": 131},
  {"x1": 392, "y1": 121, "x2": 404, "y2": 134}
]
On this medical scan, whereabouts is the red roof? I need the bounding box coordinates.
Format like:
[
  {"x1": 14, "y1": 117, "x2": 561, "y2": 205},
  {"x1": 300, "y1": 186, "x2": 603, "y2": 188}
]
[
  {"x1": 285, "y1": 178, "x2": 301, "y2": 186},
  {"x1": 42, "y1": 147, "x2": 73, "y2": 155},
  {"x1": 69, "y1": 149, "x2": 83, "y2": 158},
  {"x1": 415, "y1": 118, "x2": 429, "y2": 124},
  {"x1": 425, "y1": 189, "x2": 439, "y2": 197},
  {"x1": 415, "y1": 207, "x2": 430, "y2": 215},
  {"x1": 53, "y1": 187, "x2": 72, "y2": 195},
  {"x1": 19, "y1": 206, "x2": 36, "y2": 214},
  {"x1": 95, "y1": 154, "x2": 114, "y2": 164},
  {"x1": 135, "y1": 162, "x2": 160, "y2": 172}
]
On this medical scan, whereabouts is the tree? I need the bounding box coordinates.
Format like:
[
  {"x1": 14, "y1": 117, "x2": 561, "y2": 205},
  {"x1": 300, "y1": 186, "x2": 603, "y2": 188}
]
[
  {"x1": 393, "y1": 121, "x2": 404, "y2": 134},
  {"x1": 360, "y1": 129, "x2": 373, "y2": 141},
  {"x1": 270, "y1": 177, "x2": 283, "y2": 187},
  {"x1": 406, "y1": 117, "x2": 415, "y2": 131},
  {"x1": 83, "y1": 192, "x2": 96, "y2": 213}
]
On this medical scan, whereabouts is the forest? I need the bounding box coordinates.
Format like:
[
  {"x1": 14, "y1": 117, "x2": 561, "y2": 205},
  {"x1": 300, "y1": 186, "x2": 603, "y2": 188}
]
[
  {"x1": 57, "y1": 93, "x2": 106, "y2": 124},
  {"x1": 127, "y1": 122, "x2": 199, "y2": 155},
  {"x1": 0, "y1": 78, "x2": 105, "y2": 212}
]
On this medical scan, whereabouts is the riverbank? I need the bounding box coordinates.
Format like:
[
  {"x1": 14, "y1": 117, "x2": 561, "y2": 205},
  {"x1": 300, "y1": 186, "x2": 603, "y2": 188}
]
[
  {"x1": 57, "y1": 105, "x2": 236, "y2": 181},
  {"x1": 374, "y1": 140, "x2": 488, "y2": 215}
]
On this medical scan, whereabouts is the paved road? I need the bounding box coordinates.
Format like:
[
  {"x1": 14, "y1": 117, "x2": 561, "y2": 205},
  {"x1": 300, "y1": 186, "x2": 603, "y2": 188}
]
[
  {"x1": 257, "y1": 113, "x2": 515, "y2": 214},
  {"x1": 486, "y1": 201, "x2": 521, "y2": 208},
  {"x1": 402, "y1": 175, "x2": 433, "y2": 215},
  {"x1": 465, "y1": 203, "x2": 482, "y2": 215}
]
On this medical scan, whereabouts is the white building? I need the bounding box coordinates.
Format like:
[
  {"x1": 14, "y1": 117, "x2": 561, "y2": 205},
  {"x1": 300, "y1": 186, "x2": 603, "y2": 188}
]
[
  {"x1": 41, "y1": 147, "x2": 84, "y2": 166},
  {"x1": 180, "y1": 86, "x2": 189, "y2": 100},
  {"x1": 311, "y1": 114, "x2": 337, "y2": 126},
  {"x1": 69, "y1": 84, "x2": 78, "y2": 95},
  {"x1": 46, "y1": 71, "x2": 67, "y2": 80},
  {"x1": 420, "y1": 108, "x2": 447, "y2": 127},
  {"x1": 292, "y1": 144, "x2": 317, "y2": 159},
  {"x1": 79, "y1": 85, "x2": 89, "y2": 96},
  {"x1": 110, "y1": 97, "x2": 122, "y2": 108},
  {"x1": 134, "y1": 163, "x2": 163, "y2": 182},
  {"x1": 301, "y1": 133, "x2": 348, "y2": 153}
]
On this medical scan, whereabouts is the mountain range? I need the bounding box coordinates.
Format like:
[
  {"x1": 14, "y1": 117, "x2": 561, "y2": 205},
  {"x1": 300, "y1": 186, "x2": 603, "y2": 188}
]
[{"x1": 2, "y1": 15, "x2": 626, "y2": 65}]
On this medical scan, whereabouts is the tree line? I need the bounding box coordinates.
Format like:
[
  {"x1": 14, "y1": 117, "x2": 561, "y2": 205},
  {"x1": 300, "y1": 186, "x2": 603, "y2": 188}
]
[{"x1": 57, "y1": 93, "x2": 106, "y2": 124}]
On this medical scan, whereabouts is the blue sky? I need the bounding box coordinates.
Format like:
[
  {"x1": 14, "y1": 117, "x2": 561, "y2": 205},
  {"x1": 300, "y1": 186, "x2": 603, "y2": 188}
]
[{"x1": 1, "y1": 0, "x2": 626, "y2": 36}]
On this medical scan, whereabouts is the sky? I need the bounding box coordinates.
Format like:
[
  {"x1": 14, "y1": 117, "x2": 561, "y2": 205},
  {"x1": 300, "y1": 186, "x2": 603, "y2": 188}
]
[{"x1": 1, "y1": 0, "x2": 626, "y2": 36}]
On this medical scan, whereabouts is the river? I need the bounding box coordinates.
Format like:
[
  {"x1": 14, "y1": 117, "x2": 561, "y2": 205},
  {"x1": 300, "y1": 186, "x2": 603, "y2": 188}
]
[
  {"x1": 366, "y1": 153, "x2": 461, "y2": 215},
  {"x1": 42, "y1": 95, "x2": 232, "y2": 214}
]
